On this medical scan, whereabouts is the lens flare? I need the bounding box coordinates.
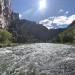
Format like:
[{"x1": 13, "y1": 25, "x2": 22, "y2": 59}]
[{"x1": 39, "y1": 0, "x2": 46, "y2": 10}]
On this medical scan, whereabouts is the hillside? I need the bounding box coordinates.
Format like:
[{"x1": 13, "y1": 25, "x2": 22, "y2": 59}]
[
  {"x1": 8, "y1": 17, "x2": 75, "y2": 43},
  {"x1": 49, "y1": 29, "x2": 65, "y2": 42},
  {"x1": 57, "y1": 21, "x2": 75, "y2": 43},
  {"x1": 8, "y1": 19, "x2": 49, "y2": 43}
]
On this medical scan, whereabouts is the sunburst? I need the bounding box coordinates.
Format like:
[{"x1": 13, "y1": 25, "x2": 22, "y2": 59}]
[{"x1": 39, "y1": 0, "x2": 46, "y2": 10}]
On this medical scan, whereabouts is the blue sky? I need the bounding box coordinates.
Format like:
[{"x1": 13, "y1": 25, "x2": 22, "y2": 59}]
[
  {"x1": 12, "y1": 0, "x2": 75, "y2": 21},
  {"x1": 12, "y1": 0, "x2": 75, "y2": 29}
]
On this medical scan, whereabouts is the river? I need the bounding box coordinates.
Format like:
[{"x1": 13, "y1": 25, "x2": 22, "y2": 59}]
[{"x1": 0, "y1": 43, "x2": 75, "y2": 75}]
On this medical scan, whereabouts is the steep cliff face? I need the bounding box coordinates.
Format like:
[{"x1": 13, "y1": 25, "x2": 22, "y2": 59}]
[{"x1": 0, "y1": 0, "x2": 11, "y2": 29}]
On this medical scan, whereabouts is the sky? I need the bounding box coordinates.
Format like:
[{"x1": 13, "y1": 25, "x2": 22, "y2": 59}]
[{"x1": 12, "y1": 0, "x2": 75, "y2": 29}]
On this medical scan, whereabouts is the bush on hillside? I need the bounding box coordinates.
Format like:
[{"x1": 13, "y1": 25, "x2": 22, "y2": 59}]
[
  {"x1": 56, "y1": 33, "x2": 74, "y2": 43},
  {"x1": 0, "y1": 29, "x2": 13, "y2": 46}
]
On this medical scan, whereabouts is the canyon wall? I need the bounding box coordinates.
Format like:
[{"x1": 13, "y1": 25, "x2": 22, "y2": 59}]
[{"x1": 0, "y1": 0, "x2": 12, "y2": 29}]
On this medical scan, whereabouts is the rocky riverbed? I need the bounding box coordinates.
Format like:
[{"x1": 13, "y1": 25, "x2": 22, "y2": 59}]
[{"x1": 0, "y1": 43, "x2": 75, "y2": 75}]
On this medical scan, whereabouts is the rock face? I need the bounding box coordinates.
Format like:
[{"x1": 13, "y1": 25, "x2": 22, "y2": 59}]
[{"x1": 0, "y1": 0, "x2": 11, "y2": 29}]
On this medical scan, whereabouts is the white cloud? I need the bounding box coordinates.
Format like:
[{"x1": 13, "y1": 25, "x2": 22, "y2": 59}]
[
  {"x1": 58, "y1": 9, "x2": 69, "y2": 15},
  {"x1": 39, "y1": 19, "x2": 52, "y2": 28},
  {"x1": 66, "y1": 15, "x2": 75, "y2": 24},
  {"x1": 39, "y1": 15, "x2": 75, "y2": 29},
  {"x1": 53, "y1": 16, "x2": 67, "y2": 25},
  {"x1": 65, "y1": 11, "x2": 69, "y2": 14}
]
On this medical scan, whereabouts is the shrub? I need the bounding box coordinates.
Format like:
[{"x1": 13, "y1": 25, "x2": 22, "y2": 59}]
[
  {"x1": 0, "y1": 29, "x2": 12, "y2": 45},
  {"x1": 63, "y1": 34, "x2": 73, "y2": 43},
  {"x1": 56, "y1": 33, "x2": 74, "y2": 43}
]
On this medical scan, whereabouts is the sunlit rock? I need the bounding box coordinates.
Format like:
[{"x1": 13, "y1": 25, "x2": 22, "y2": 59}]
[{"x1": 0, "y1": 0, "x2": 12, "y2": 29}]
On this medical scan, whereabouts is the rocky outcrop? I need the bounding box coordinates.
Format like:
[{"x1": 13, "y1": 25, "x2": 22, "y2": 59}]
[{"x1": 0, "y1": 0, "x2": 11, "y2": 29}]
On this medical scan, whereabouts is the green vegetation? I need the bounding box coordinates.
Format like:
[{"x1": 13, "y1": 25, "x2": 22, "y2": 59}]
[
  {"x1": 57, "y1": 32, "x2": 74, "y2": 43},
  {"x1": 0, "y1": 29, "x2": 13, "y2": 47},
  {"x1": 56, "y1": 21, "x2": 75, "y2": 44}
]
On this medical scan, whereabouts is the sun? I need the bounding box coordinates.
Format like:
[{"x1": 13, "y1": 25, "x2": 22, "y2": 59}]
[{"x1": 39, "y1": 0, "x2": 46, "y2": 10}]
